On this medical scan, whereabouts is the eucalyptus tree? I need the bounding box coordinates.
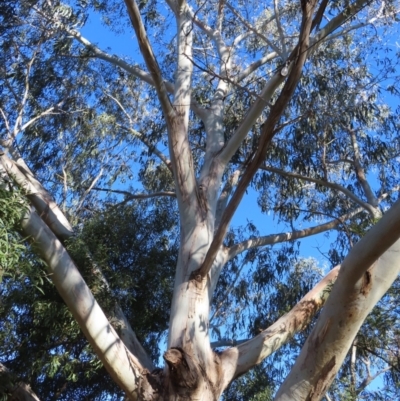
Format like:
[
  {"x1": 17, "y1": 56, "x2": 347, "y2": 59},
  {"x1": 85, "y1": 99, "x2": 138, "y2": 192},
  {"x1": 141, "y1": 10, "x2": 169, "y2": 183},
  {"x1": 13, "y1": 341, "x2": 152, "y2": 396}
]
[{"x1": 0, "y1": 0, "x2": 400, "y2": 400}]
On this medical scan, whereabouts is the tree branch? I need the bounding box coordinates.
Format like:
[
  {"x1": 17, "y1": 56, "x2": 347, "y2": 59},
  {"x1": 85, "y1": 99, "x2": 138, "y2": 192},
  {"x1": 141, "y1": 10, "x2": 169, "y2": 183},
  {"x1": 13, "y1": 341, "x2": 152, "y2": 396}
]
[
  {"x1": 90, "y1": 187, "x2": 176, "y2": 200},
  {"x1": 310, "y1": 0, "x2": 370, "y2": 52},
  {"x1": 36, "y1": 11, "x2": 201, "y2": 118},
  {"x1": 227, "y1": 207, "x2": 364, "y2": 260},
  {"x1": 274, "y1": 199, "x2": 400, "y2": 401},
  {"x1": 75, "y1": 167, "x2": 104, "y2": 213},
  {"x1": 118, "y1": 125, "x2": 173, "y2": 173},
  {"x1": 0, "y1": 363, "x2": 41, "y2": 401},
  {"x1": 123, "y1": 0, "x2": 175, "y2": 121},
  {"x1": 225, "y1": 2, "x2": 284, "y2": 58},
  {"x1": 215, "y1": 170, "x2": 240, "y2": 231},
  {"x1": 13, "y1": 43, "x2": 42, "y2": 137},
  {"x1": 0, "y1": 151, "x2": 154, "y2": 371},
  {"x1": 273, "y1": 0, "x2": 288, "y2": 58},
  {"x1": 348, "y1": 128, "x2": 380, "y2": 210},
  {"x1": 356, "y1": 365, "x2": 392, "y2": 395},
  {"x1": 235, "y1": 52, "x2": 278, "y2": 83},
  {"x1": 197, "y1": 0, "x2": 319, "y2": 280},
  {"x1": 0, "y1": 151, "x2": 74, "y2": 240},
  {"x1": 20, "y1": 207, "x2": 148, "y2": 400},
  {"x1": 261, "y1": 165, "x2": 377, "y2": 215},
  {"x1": 220, "y1": 0, "x2": 371, "y2": 167},
  {"x1": 220, "y1": 266, "x2": 340, "y2": 386}
]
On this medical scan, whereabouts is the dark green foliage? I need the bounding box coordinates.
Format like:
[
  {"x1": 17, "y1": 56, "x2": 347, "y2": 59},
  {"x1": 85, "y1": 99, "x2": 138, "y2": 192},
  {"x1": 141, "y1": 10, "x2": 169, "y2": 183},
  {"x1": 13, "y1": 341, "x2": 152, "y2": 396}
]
[{"x1": 0, "y1": 199, "x2": 177, "y2": 400}]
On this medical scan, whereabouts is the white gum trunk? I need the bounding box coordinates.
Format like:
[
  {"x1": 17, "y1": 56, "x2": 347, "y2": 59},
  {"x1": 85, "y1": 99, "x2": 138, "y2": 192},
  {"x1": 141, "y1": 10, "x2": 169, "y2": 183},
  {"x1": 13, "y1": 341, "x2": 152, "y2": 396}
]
[{"x1": 167, "y1": 218, "x2": 223, "y2": 398}]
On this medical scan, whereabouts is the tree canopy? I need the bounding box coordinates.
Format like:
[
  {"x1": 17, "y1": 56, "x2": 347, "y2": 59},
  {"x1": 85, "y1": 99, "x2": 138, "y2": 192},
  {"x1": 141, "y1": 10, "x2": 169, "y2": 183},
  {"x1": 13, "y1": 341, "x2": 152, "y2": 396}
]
[{"x1": 0, "y1": 0, "x2": 400, "y2": 400}]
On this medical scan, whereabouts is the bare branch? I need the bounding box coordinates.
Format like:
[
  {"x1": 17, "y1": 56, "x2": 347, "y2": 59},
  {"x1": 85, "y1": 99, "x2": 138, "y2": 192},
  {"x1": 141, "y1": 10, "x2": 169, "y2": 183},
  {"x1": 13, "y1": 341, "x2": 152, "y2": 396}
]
[
  {"x1": 0, "y1": 151, "x2": 74, "y2": 240},
  {"x1": 215, "y1": 170, "x2": 240, "y2": 230},
  {"x1": 218, "y1": 71, "x2": 284, "y2": 165},
  {"x1": 356, "y1": 365, "x2": 392, "y2": 395},
  {"x1": 182, "y1": 1, "x2": 214, "y2": 38},
  {"x1": 235, "y1": 52, "x2": 278, "y2": 83},
  {"x1": 225, "y1": 2, "x2": 284, "y2": 58},
  {"x1": 227, "y1": 207, "x2": 364, "y2": 260},
  {"x1": 275, "y1": 200, "x2": 400, "y2": 401},
  {"x1": 75, "y1": 167, "x2": 104, "y2": 213},
  {"x1": 273, "y1": 0, "x2": 288, "y2": 58},
  {"x1": 90, "y1": 186, "x2": 176, "y2": 200},
  {"x1": 184, "y1": 54, "x2": 271, "y2": 104},
  {"x1": 311, "y1": 0, "x2": 329, "y2": 32},
  {"x1": 117, "y1": 124, "x2": 173, "y2": 173},
  {"x1": 0, "y1": 107, "x2": 11, "y2": 134},
  {"x1": 20, "y1": 208, "x2": 147, "y2": 399},
  {"x1": 220, "y1": 266, "x2": 340, "y2": 386},
  {"x1": 0, "y1": 151, "x2": 154, "y2": 370},
  {"x1": 210, "y1": 252, "x2": 250, "y2": 323},
  {"x1": 217, "y1": 0, "x2": 226, "y2": 32},
  {"x1": 19, "y1": 106, "x2": 55, "y2": 132},
  {"x1": 311, "y1": 0, "x2": 370, "y2": 51},
  {"x1": 261, "y1": 165, "x2": 377, "y2": 215},
  {"x1": 13, "y1": 44, "x2": 42, "y2": 137},
  {"x1": 123, "y1": 0, "x2": 175, "y2": 121},
  {"x1": 318, "y1": 0, "x2": 387, "y2": 42},
  {"x1": 348, "y1": 128, "x2": 380, "y2": 209},
  {"x1": 221, "y1": 0, "x2": 371, "y2": 167}
]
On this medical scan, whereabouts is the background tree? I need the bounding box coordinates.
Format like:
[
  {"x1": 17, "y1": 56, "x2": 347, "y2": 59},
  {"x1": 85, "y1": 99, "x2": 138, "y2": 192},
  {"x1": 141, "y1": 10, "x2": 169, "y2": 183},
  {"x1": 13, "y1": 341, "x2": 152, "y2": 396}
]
[{"x1": 0, "y1": 0, "x2": 400, "y2": 400}]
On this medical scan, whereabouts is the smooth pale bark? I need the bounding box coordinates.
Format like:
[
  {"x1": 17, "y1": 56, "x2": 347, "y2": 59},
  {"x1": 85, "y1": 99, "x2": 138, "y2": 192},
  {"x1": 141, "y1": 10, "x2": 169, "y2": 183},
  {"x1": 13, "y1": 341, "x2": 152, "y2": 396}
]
[
  {"x1": 0, "y1": 363, "x2": 41, "y2": 401},
  {"x1": 20, "y1": 208, "x2": 149, "y2": 400},
  {"x1": 274, "y1": 200, "x2": 400, "y2": 401},
  {"x1": 166, "y1": 221, "x2": 225, "y2": 400}
]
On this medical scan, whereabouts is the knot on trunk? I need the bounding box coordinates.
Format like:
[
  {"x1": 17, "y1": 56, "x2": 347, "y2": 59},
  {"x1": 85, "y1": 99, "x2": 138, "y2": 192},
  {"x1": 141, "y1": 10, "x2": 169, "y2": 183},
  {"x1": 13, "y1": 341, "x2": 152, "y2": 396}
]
[{"x1": 163, "y1": 347, "x2": 200, "y2": 390}]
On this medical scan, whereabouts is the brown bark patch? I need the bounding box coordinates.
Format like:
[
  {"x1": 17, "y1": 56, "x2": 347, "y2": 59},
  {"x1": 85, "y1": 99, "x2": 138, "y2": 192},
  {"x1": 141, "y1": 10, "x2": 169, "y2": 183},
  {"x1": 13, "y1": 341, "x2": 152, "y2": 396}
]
[
  {"x1": 305, "y1": 356, "x2": 336, "y2": 401},
  {"x1": 164, "y1": 348, "x2": 200, "y2": 391},
  {"x1": 360, "y1": 270, "x2": 372, "y2": 295},
  {"x1": 139, "y1": 369, "x2": 164, "y2": 401}
]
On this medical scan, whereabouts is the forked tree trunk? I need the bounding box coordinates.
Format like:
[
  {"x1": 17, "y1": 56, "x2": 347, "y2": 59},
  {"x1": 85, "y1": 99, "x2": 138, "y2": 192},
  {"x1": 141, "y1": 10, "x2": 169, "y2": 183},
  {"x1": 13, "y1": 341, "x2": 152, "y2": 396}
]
[{"x1": 164, "y1": 207, "x2": 226, "y2": 400}]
